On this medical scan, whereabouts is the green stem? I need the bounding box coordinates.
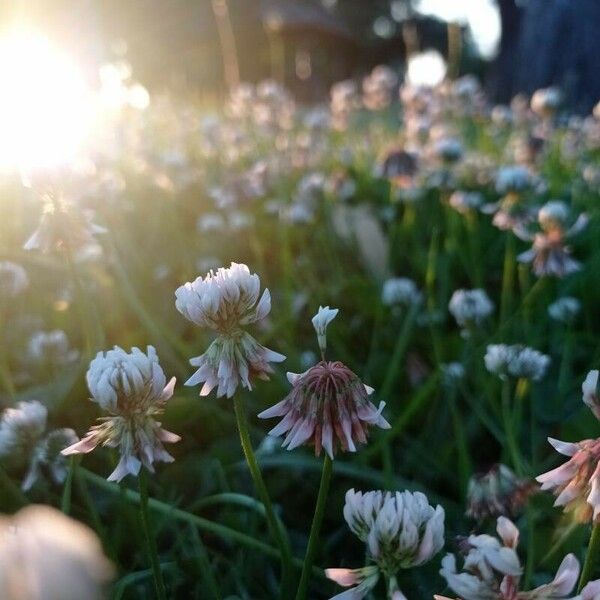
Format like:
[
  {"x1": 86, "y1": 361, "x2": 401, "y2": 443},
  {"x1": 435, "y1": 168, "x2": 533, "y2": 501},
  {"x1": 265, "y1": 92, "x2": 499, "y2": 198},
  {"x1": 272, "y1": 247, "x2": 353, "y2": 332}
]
[
  {"x1": 233, "y1": 394, "x2": 294, "y2": 598},
  {"x1": 80, "y1": 468, "x2": 322, "y2": 574},
  {"x1": 295, "y1": 455, "x2": 333, "y2": 600},
  {"x1": 60, "y1": 457, "x2": 76, "y2": 514},
  {"x1": 138, "y1": 470, "x2": 167, "y2": 600},
  {"x1": 579, "y1": 523, "x2": 600, "y2": 591},
  {"x1": 449, "y1": 388, "x2": 471, "y2": 495},
  {"x1": 500, "y1": 233, "x2": 515, "y2": 324},
  {"x1": 501, "y1": 379, "x2": 523, "y2": 475}
]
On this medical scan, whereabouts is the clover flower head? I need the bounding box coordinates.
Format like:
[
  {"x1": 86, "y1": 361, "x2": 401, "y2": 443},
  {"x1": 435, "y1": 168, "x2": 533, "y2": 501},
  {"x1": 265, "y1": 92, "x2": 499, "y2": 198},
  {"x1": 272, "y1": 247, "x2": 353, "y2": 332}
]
[
  {"x1": 259, "y1": 362, "x2": 389, "y2": 459},
  {"x1": 382, "y1": 277, "x2": 422, "y2": 307},
  {"x1": 449, "y1": 289, "x2": 494, "y2": 329},
  {"x1": 495, "y1": 165, "x2": 532, "y2": 196},
  {"x1": 62, "y1": 345, "x2": 180, "y2": 482},
  {"x1": 484, "y1": 344, "x2": 549, "y2": 381},
  {"x1": 175, "y1": 263, "x2": 285, "y2": 398},
  {"x1": 466, "y1": 464, "x2": 535, "y2": 521},
  {"x1": 548, "y1": 297, "x2": 581, "y2": 324},
  {"x1": 439, "y1": 517, "x2": 579, "y2": 600},
  {"x1": 27, "y1": 329, "x2": 79, "y2": 368},
  {"x1": 434, "y1": 137, "x2": 464, "y2": 164},
  {"x1": 0, "y1": 400, "x2": 47, "y2": 463},
  {"x1": 328, "y1": 489, "x2": 444, "y2": 599},
  {"x1": 0, "y1": 505, "x2": 113, "y2": 600},
  {"x1": 538, "y1": 200, "x2": 569, "y2": 230}
]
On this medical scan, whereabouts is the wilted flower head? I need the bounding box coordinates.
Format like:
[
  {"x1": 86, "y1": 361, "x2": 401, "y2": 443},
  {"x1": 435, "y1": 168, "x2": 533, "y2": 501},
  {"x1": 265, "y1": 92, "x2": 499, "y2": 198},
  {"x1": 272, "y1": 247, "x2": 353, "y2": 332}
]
[
  {"x1": 24, "y1": 193, "x2": 106, "y2": 254},
  {"x1": 0, "y1": 261, "x2": 29, "y2": 298},
  {"x1": 259, "y1": 362, "x2": 389, "y2": 458},
  {"x1": 548, "y1": 297, "x2": 581, "y2": 324},
  {"x1": 466, "y1": 464, "x2": 535, "y2": 521},
  {"x1": 382, "y1": 277, "x2": 423, "y2": 307},
  {"x1": 0, "y1": 505, "x2": 113, "y2": 600},
  {"x1": 175, "y1": 262, "x2": 285, "y2": 398},
  {"x1": 328, "y1": 489, "x2": 444, "y2": 599},
  {"x1": 449, "y1": 289, "x2": 494, "y2": 330},
  {"x1": 62, "y1": 345, "x2": 180, "y2": 482},
  {"x1": 484, "y1": 344, "x2": 550, "y2": 381},
  {"x1": 438, "y1": 517, "x2": 579, "y2": 600},
  {"x1": 312, "y1": 305, "x2": 338, "y2": 356}
]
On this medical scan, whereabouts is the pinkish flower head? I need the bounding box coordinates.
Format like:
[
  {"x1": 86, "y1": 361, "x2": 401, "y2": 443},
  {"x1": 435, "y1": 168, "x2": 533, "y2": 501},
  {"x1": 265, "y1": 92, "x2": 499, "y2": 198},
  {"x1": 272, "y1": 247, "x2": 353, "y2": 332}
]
[
  {"x1": 325, "y1": 565, "x2": 380, "y2": 600},
  {"x1": 258, "y1": 361, "x2": 390, "y2": 459},
  {"x1": 536, "y1": 436, "x2": 600, "y2": 523},
  {"x1": 175, "y1": 263, "x2": 285, "y2": 398},
  {"x1": 62, "y1": 346, "x2": 180, "y2": 482}
]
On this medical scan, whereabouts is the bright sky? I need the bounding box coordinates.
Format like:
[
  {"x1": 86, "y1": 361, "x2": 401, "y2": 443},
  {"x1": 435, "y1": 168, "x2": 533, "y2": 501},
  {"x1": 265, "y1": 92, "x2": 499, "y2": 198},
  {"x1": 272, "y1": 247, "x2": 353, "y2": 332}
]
[{"x1": 414, "y1": 0, "x2": 501, "y2": 58}]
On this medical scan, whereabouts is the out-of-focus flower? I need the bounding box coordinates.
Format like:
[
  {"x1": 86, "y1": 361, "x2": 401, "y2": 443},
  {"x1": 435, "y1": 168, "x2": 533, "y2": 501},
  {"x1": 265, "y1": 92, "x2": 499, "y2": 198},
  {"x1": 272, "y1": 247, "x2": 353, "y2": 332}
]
[
  {"x1": 27, "y1": 329, "x2": 79, "y2": 368},
  {"x1": 0, "y1": 401, "x2": 47, "y2": 464},
  {"x1": 382, "y1": 277, "x2": 422, "y2": 307},
  {"x1": 466, "y1": 464, "x2": 535, "y2": 521},
  {"x1": 548, "y1": 297, "x2": 581, "y2": 324},
  {"x1": 24, "y1": 193, "x2": 106, "y2": 254},
  {"x1": 433, "y1": 137, "x2": 464, "y2": 165},
  {"x1": 362, "y1": 65, "x2": 398, "y2": 111},
  {"x1": 439, "y1": 517, "x2": 579, "y2": 600},
  {"x1": 484, "y1": 344, "x2": 550, "y2": 381},
  {"x1": 258, "y1": 362, "x2": 389, "y2": 458},
  {"x1": 531, "y1": 87, "x2": 561, "y2": 120},
  {"x1": 196, "y1": 212, "x2": 225, "y2": 233},
  {"x1": 175, "y1": 263, "x2": 285, "y2": 398},
  {"x1": 22, "y1": 428, "x2": 79, "y2": 491},
  {"x1": 328, "y1": 489, "x2": 444, "y2": 599},
  {"x1": 449, "y1": 289, "x2": 494, "y2": 330},
  {"x1": 0, "y1": 505, "x2": 113, "y2": 600},
  {"x1": 0, "y1": 261, "x2": 29, "y2": 298},
  {"x1": 62, "y1": 346, "x2": 180, "y2": 482},
  {"x1": 516, "y1": 202, "x2": 587, "y2": 278},
  {"x1": 580, "y1": 580, "x2": 600, "y2": 600},
  {"x1": 377, "y1": 149, "x2": 419, "y2": 188},
  {"x1": 441, "y1": 362, "x2": 466, "y2": 387},
  {"x1": 312, "y1": 306, "x2": 338, "y2": 356}
]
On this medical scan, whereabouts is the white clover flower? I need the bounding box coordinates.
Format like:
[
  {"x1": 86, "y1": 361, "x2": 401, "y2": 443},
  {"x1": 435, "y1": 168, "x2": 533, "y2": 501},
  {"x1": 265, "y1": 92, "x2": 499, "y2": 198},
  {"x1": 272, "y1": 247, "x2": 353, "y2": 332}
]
[
  {"x1": 312, "y1": 306, "x2": 338, "y2": 356},
  {"x1": 538, "y1": 200, "x2": 569, "y2": 230},
  {"x1": 175, "y1": 263, "x2": 285, "y2": 398},
  {"x1": 196, "y1": 212, "x2": 225, "y2": 233},
  {"x1": 439, "y1": 517, "x2": 579, "y2": 600},
  {"x1": 548, "y1": 297, "x2": 581, "y2": 323},
  {"x1": 0, "y1": 505, "x2": 113, "y2": 600},
  {"x1": 0, "y1": 261, "x2": 29, "y2": 298},
  {"x1": 484, "y1": 344, "x2": 549, "y2": 381},
  {"x1": 0, "y1": 401, "x2": 47, "y2": 464},
  {"x1": 507, "y1": 346, "x2": 550, "y2": 381},
  {"x1": 329, "y1": 489, "x2": 444, "y2": 599},
  {"x1": 441, "y1": 362, "x2": 466, "y2": 387},
  {"x1": 62, "y1": 346, "x2": 180, "y2": 482},
  {"x1": 448, "y1": 289, "x2": 494, "y2": 329},
  {"x1": 381, "y1": 277, "x2": 422, "y2": 307},
  {"x1": 27, "y1": 330, "x2": 79, "y2": 368}
]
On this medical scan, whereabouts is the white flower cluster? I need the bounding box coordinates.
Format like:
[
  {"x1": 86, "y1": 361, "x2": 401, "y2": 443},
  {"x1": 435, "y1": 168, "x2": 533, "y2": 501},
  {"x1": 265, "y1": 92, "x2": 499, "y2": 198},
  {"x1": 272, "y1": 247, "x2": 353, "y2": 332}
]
[
  {"x1": 27, "y1": 329, "x2": 79, "y2": 368},
  {"x1": 448, "y1": 289, "x2": 494, "y2": 329},
  {"x1": 484, "y1": 344, "x2": 550, "y2": 381},
  {"x1": 548, "y1": 296, "x2": 581, "y2": 323},
  {"x1": 175, "y1": 263, "x2": 285, "y2": 398}
]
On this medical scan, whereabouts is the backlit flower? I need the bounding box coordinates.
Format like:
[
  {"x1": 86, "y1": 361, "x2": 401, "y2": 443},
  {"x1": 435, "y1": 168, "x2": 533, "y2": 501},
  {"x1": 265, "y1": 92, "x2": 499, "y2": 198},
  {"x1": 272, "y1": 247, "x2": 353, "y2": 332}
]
[
  {"x1": 175, "y1": 263, "x2": 285, "y2": 398},
  {"x1": 328, "y1": 489, "x2": 444, "y2": 599},
  {"x1": 62, "y1": 346, "x2": 180, "y2": 482},
  {"x1": 258, "y1": 362, "x2": 389, "y2": 458}
]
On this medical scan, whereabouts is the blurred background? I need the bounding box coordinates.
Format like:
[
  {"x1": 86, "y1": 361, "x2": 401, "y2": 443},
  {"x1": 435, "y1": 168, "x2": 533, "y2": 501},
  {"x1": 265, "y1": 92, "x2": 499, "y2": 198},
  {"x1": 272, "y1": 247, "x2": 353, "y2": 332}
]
[{"x1": 1, "y1": 0, "x2": 599, "y2": 113}]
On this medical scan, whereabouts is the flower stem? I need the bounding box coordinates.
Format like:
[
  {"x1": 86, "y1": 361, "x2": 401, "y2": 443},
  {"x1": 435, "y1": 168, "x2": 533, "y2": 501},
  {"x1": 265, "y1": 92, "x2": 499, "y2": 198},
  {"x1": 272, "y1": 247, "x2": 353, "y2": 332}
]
[
  {"x1": 233, "y1": 394, "x2": 294, "y2": 598},
  {"x1": 579, "y1": 522, "x2": 600, "y2": 591},
  {"x1": 295, "y1": 454, "x2": 333, "y2": 600},
  {"x1": 501, "y1": 379, "x2": 523, "y2": 475},
  {"x1": 138, "y1": 470, "x2": 167, "y2": 600},
  {"x1": 500, "y1": 233, "x2": 515, "y2": 323}
]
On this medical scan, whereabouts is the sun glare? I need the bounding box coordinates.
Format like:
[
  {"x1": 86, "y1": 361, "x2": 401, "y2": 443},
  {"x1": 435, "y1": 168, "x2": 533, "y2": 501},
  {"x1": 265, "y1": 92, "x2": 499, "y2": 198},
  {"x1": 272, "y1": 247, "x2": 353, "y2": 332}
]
[{"x1": 0, "y1": 29, "x2": 94, "y2": 171}]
